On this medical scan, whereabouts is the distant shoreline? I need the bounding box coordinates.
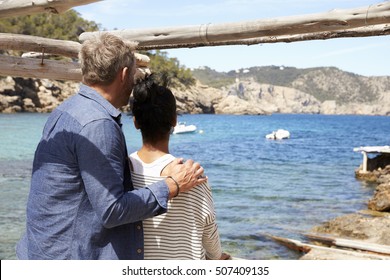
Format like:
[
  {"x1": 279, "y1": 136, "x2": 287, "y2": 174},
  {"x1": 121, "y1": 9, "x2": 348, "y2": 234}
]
[{"x1": 2, "y1": 69, "x2": 390, "y2": 115}]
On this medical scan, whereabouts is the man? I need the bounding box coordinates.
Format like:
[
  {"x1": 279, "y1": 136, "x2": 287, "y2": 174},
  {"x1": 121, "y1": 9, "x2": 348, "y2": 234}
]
[{"x1": 16, "y1": 33, "x2": 206, "y2": 259}]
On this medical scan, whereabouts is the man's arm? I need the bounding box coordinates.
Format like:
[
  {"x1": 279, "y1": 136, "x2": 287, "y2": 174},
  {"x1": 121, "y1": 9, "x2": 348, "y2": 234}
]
[{"x1": 77, "y1": 119, "x2": 168, "y2": 228}]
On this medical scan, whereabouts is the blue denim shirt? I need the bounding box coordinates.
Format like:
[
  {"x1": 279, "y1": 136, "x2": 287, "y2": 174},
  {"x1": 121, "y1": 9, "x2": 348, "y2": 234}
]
[{"x1": 16, "y1": 84, "x2": 169, "y2": 259}]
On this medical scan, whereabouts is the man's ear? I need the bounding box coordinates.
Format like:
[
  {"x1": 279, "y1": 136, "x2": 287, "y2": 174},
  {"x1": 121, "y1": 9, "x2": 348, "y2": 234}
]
[{"x1": 121, "y1": 67, "x2": 129, "y2": 83}]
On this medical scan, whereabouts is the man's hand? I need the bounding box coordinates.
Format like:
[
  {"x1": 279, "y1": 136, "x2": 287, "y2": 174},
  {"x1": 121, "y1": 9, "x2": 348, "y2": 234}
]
[{"x1": 162, "y1": 158, "x2": 207, "y2": 199}]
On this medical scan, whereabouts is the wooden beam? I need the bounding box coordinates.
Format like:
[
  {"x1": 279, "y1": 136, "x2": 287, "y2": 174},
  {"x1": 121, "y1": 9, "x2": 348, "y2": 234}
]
[
  {"x1": 0, "y1": 55, "x2": 81, "y2": 81},
  {"x1": 0, "y1": 25, "x2": 386, "y2": 80},
  {"x1": 0, "y1": 33, "x2": 152, "y2": 61},
  {"x1": 0, "y1": 0, "x2": 101, "y2": 18},
  {"x1": 135, "y1": 24, "x2": 390, "y2": 50},
  {"x1": 0, "y1": 53, "x2": 149, "y2": 81},
  {"x1": 305, "y1": 233, "x2": 390, "y2": 255},
  {"x1": 0, "y1": 33, "x2": 81, "y2": 57},
  {"x1": 80, "y1": 2, "x2": 390, "y2": 48},
  {"x1": 2, "y1": 24, "x2": 388, "y2": 58},
  {"x1": 267, "y1": 234, "x2": 390, "y2": 260}
]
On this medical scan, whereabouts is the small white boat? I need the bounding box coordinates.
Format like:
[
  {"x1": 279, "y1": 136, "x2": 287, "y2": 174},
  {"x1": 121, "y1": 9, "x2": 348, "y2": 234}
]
[
  {"x1": 172, "y1": 122, "x2": 197, "y2": 134},
  {"x1": 266, "y1": 129, "x2": 290, "y2": 140}
]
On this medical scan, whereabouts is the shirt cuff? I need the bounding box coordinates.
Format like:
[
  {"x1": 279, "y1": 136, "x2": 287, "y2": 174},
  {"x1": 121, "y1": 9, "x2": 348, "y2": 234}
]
[{"x1": 146, "y1": 180, "x2": 169, "y2": 215}]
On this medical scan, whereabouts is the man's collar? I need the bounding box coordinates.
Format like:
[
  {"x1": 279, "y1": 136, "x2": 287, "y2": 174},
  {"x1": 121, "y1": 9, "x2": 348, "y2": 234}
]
[{"x1": 79, "y1": 84, "x2": 122, "y2": 120}]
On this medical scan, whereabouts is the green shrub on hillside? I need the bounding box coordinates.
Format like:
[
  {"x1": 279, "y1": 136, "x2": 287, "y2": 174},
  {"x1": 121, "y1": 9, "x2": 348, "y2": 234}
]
[
  {"x1": 192, "y1": 66, "x2": 235, "y2": 88},
  {"x1": 0, "y1": 10, "x2": 100, "y2": 41},
  {"x1": 147, "y1": 50, "x2": 195, "y2": 88}
]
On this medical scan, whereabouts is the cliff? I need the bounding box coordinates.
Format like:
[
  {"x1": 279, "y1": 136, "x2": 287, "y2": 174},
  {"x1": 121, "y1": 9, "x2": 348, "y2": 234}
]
[
  {"x1": 190, "y1": 66, "x2": 390, "y2": 115},
  {"x1": 1, "y1": 66, "x2": 389, "y2": 115}
]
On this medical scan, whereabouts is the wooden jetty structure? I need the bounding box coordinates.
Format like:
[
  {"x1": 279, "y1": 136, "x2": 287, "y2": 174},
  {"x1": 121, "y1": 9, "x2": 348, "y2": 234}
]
[
  {"x1": 0, "y1": 0, "x2": 390, "y2": 81},
  {"x1": 353, "y1": 146, "x2": 390, "y2": 173}
]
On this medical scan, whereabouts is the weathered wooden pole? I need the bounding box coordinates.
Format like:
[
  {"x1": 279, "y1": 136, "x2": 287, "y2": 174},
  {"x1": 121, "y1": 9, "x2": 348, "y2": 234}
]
[
  {"x1": 0, "y1": 0, "x2": 101, "y2": 18},
  {"x1": 1, "y1": 2, "x2": 389, "y2": 80},
  {"x1": 0, "y1": 33, "x2": 81, "y2": 57},
  {"x1": 1, "y1": 24, "x2": 389, "y2": 58},
  {"x1": 135, "y1": 24, "x2": 390, "y2": 50},
  {"x1": 305, "y1": 233, "x2": 390, "y2": 255},
  {"x1": 80, "y1": 1, "x2": 390, "y2": 48},
  {"x1": 0, "y1": 55, "x2": 82, "y2": 81},
  {"x1": 0, "y1": 52, "x2": 150, "y2": 81}
]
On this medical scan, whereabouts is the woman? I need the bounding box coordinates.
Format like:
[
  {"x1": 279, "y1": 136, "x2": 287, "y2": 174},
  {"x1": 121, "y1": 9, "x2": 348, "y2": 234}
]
[{"x1": 130, "y1": 76, "x2": 230, "y2": 260}]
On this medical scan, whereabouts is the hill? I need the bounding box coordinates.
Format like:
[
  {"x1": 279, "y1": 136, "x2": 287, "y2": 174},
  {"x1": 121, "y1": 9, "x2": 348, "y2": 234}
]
[
  {"x1": 177, "y1": 66, "x2": 390, "y2": 115},
  {"x1": 1, "y1": 66, "x2": 390, "y2": 115},
  {"x1": 192, "y1": 66, "x2": 390, "y2": 104}
]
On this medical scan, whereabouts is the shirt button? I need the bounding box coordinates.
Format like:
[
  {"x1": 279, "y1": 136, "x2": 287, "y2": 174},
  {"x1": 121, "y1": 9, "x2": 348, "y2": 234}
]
[
  {"x1": 137, "y1": 249, "x2": 142, "y2": 254},
  {"x1": 137, "y1": 225, "x2": 141, "y2": 230}
]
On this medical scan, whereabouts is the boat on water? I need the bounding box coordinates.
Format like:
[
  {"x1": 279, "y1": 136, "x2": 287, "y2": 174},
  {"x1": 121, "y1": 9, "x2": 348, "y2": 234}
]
[
  {"x1": 265, "y1": 129, "x2": 290, "y2": 140},
  {"x1": 172, "y1": 122, "x2": 197, "y2": 134}
]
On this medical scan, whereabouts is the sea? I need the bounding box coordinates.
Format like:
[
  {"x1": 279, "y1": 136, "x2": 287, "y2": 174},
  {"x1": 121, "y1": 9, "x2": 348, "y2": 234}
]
[{"x1": 1, "y1": 113, "x2": 389, "y2": 260}]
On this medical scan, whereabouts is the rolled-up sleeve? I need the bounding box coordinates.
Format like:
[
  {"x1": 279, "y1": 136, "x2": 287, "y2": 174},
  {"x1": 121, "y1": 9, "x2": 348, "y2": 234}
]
[{"x1": 76, "y1": 119, "x2": 168, "y2": 228}]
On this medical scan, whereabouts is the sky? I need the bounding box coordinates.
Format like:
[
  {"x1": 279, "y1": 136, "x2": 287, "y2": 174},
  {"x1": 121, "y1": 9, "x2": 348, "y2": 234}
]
[{"x1": 74, "y1": 0, "x2": 390, "y2": 77}]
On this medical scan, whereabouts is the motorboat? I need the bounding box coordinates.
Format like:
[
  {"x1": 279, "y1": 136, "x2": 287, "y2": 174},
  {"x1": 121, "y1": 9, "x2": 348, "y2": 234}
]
[
  {"x1": 265, "y1": 129, "x2": 290, "y2": 140},
  {"x1": 172, "y1": 122, "x2": 197, "y2": 134}
]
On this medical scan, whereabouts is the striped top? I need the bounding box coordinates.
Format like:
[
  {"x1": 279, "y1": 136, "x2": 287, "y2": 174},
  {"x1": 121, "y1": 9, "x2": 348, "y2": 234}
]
[{"x1": 129, "y1": 152, "x2": 223, "y2": 260}]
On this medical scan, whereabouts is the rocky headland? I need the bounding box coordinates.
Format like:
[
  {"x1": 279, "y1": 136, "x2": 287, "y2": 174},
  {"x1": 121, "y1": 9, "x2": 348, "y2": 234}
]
[{"x1": 1, "y1": 66, "x2": 389, "y2": 115}]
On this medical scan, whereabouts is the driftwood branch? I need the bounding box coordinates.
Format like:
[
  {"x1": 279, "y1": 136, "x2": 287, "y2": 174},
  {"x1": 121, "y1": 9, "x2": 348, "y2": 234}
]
[
  {"x1": 0, "y1": 0, "x2": 101, "y2": 18},
  {"x1": 0, "y1": 55, "x2": 82, "y2": 81},
  {"x1": 80, "y1": 1, "x2": 390, "y2": 48}
]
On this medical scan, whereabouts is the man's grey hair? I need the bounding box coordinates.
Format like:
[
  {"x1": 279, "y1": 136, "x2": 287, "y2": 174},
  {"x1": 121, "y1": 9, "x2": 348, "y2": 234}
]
[{"x1": 79, "y1": 33, "x2": 136, "y2": 86}]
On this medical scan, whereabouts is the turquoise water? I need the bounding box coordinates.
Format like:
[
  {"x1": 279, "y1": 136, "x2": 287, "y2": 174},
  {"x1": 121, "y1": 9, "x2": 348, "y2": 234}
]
[{"x1": 1, "y1": 113, "x2": 389, "y2": 259}]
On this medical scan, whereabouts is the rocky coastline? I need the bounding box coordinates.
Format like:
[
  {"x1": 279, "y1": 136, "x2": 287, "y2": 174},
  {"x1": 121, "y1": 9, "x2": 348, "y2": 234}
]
[
  {"x1": 1, "y1": 75, "x2": 390, "y2": 115},
  {"x1": 0, "y1": 77, "x2": 78, "y2": 113},
  {"x1": 301, "y1": 153, "x2": 390, "y2": 260}
]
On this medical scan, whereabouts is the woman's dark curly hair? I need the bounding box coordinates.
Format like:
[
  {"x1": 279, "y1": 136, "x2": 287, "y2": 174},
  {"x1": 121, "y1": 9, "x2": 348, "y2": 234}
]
[{"x1": 131, "y1": 75, "x2": 177, "y2": 143}]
